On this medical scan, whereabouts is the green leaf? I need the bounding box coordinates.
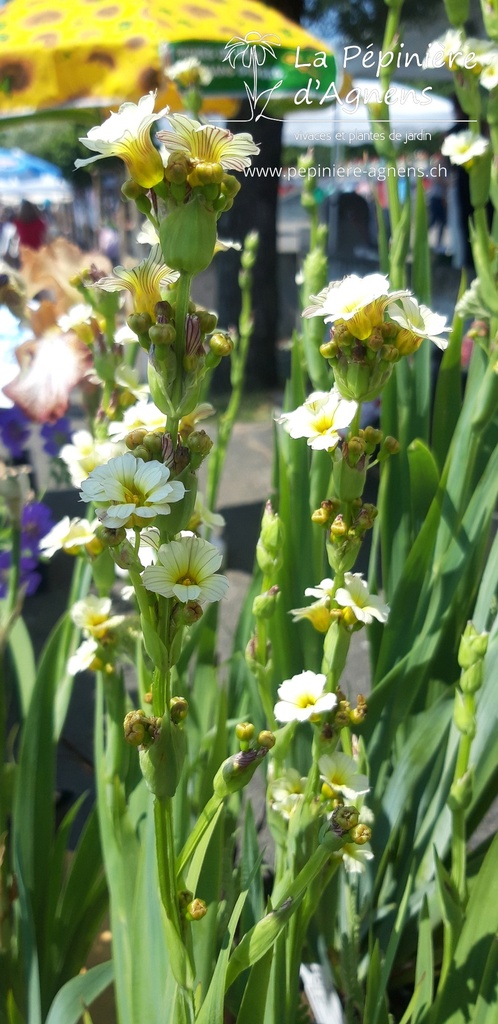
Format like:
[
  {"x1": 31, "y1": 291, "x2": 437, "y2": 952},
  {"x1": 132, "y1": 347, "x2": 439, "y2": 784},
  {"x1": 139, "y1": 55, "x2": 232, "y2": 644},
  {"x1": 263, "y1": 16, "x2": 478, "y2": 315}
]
[
  {"x1": 45, "y1": 961, "x2": 113, "y2": 1024},
  {"x1": 413, "y1": 896, "x2": 433, "y2": 1023},
  {"x1": 235, "y1": 948, "x2": 274, "y2": 1024},
  {"x1": 433, "y1": 849, "x2": 464, "y2": 948},
  {"x1": 240, "y1": 801, "x2": 265, "y2": 936},
  {"x1": 407, "y1": 440, "x2": 440, "y2": 534},
  {"x1": 7, "y1": 615, "x2": 36, "y2": 718},
  {"x1": 471, "y1": 935, "x2": 498, "y2": 1024},
  {"x1": 195, "y1": 887, "x2": 250, "y2": 1024},
  {"x1": 431, "y1": 303, "x2": 464, "y2": 472},
  {"x1": 412, "y1": 179, "x2": 431, "y2": 305},
  {"x1": 363, "y1": 941, "x2": 388, "y2": 1024},
  {"x1": 431, "y1": 833, "x2": 498, "y2": 1024}
]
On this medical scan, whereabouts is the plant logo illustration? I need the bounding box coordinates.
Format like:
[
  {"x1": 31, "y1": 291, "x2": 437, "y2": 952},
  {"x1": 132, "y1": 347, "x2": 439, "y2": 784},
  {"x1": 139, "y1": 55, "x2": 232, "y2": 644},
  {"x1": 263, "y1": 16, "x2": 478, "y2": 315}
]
[{"x1": 223, "y1": 31, "x2": 283, "y2": 121}]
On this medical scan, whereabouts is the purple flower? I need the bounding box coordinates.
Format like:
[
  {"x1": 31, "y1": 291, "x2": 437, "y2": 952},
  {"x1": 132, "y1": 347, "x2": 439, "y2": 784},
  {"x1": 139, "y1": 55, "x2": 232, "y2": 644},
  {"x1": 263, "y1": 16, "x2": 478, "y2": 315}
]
[
  {"x1": 0, "y1": 550, "x2": 41, "y2": 598},
  {"x1": 0, "y1": 407, "x2": 31, "y2": 459},
  {"x1": 40, "y1": 416, "x2": 72, "y2": 457},
  {"x1": 21, "y1": 502, "x2": 55, "y2": 556}
]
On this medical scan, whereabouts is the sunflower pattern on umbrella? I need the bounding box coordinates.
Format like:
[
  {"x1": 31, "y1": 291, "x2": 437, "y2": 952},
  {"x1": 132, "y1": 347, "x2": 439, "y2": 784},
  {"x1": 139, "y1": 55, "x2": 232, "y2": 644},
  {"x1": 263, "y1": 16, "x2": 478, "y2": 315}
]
[{"x1": 0, "y1": 0, "x2": 334, "y2": 118}]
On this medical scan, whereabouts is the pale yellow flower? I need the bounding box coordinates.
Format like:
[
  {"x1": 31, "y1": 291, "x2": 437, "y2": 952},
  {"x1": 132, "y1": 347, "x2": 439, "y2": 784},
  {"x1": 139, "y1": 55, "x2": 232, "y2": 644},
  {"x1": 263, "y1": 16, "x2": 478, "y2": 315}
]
[
  {"x1": 75, "y1": 93, "x2": 167, "y2": 188},
  {"x1": 157, "y1": 114, "x2": 259, "y2": 171},
  {"x1": 96, "y1": 245, "x2": 178, "y2": 320}
]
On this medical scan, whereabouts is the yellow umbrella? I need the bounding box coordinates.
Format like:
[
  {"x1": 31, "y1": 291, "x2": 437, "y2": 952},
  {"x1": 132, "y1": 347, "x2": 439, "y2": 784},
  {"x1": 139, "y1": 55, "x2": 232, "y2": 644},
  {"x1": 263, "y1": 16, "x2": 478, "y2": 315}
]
[{"x1": 0, "y1": 0, "x2": 335, "y2": 119}]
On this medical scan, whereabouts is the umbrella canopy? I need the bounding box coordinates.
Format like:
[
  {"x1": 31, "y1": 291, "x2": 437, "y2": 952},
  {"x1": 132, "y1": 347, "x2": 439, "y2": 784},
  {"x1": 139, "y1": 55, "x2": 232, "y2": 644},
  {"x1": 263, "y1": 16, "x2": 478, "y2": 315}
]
[
  {"x1": 0, "y1": 146, "x2": 73, "y2": 201},
  {"x1": 0, "y1": 0, "x2": 335, "y2": 119},
  {"x1": 283, "y1": 79, "x2": 455, "y2": 147}
]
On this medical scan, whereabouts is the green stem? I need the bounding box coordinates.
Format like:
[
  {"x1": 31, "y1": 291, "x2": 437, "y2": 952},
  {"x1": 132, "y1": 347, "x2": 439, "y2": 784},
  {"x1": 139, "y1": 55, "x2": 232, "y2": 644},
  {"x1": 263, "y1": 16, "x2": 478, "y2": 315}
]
[
  {"x1": 7, "y1": 525, "x2": 21, "y2": 619},
  {"x1": 170, "y1": 271, "x2": 193, "y2": 442}
]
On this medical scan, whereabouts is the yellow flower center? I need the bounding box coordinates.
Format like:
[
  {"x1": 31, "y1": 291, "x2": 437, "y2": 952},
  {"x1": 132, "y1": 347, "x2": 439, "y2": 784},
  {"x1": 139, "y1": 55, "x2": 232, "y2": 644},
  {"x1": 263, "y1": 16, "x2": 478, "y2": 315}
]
[{"x1": 296, "y1": 692, "x2": 317, "y2": 708}]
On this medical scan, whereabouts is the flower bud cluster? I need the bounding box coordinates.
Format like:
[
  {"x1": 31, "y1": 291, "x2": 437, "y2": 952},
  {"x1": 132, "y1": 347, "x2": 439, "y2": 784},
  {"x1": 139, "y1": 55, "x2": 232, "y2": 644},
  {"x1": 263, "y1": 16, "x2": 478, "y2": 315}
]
[
  {"x1": 305, "y1": 275, "x2": 448, "y2": 402},
  {"x1": 329, "y1": 691, "x2": 368, "y2": 730},
  {"x1": 326, "y1": 503, "x2": 378, "y2": 574},
  {"x1": 256, "y1": 501, "x2": 285, "y2": 576},
  {"x1": 319, "y1": 805, "x2": 372, "y2": 850}
]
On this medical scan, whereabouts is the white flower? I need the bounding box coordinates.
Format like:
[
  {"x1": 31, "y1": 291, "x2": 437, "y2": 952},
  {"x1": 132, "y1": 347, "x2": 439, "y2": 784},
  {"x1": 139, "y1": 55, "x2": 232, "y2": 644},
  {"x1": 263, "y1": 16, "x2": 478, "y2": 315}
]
[
  {"x1": 319, "y1": 753, "x2": 370, "y2": 801},
  {"x1": 276, "y1": 388, "x2": 357, "y2": 451},
  {"x1": 188, "y1": 492, "x2": 225, "y2": 535},
  {"x1": 341, "y1": 843, "x2": 374, "y2": 874},
  {"x1": 57, "y1": 303, "x2": 94, "y2": 332},
  {"x1": 303, "y1": 273, "x2": 404, "y2": 341},
  {"x1": 142, "y1": 535, "x2": 229, "y2": 603},
  {"x1": 80, "y1": 452, "x2": 185, "y2": 529},
  {"x1": 108, "y1": 400, "x2": 165, "y2": 441},
  {"x1": 268, "y1": 767, "x2": 307, "y2": 820},
  {"x1": 60, "y1": 430, "x2": 123, "y2": 487},
  {"x1": 113, "y1": 365, "x2": 149, "y2": 402},
  {"x1": 70, "y1": 595, "x2": 125, "y2": 638},
  {"x1": 480, "y1": 51, "x2": 498, "y2": 90},
  {"x1": 75, "y1": 93, "x2": 167, "y2": 188},
  {"x1": 274, "y1": 670, "x2": 337, "y2": 723},
  {"x1": 136, "y1": 219, "x2": 159, "y2": 247},
  {"x1": 67, "y1": 638, "x2": 99, "y2": 676},
  {"x1": 156, "y1": 113, "x2": 259, "y2": 171},
  {"x1": 335, "y1": 573, "x2": 389, "y2": 625},
  {"x1": 386, "y1": 295, "x2": 449, "y2": 351},
  {"x1": 165, "y1": 56, "x2": 212, "y2": 87},
  {"x1": 423, "y1": 29, "x2": 465, "y2": 70},
  {"x1": 114, "y1": 323, "x2": 140, "y2": 346},
  {"x1": 441, "y1": 131, "x2": 490, "y2": 166},
  {"x1": 39, "y1": 516, "x2": 99, "y2": 558}
]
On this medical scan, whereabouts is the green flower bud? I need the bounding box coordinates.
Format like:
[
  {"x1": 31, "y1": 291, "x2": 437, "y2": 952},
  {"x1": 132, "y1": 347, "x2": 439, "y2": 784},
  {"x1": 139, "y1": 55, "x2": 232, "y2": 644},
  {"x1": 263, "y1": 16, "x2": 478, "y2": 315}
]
[
  {"x1": 213, "y1": 747, "x2": 269, "y2": 798},
  {"x1": 164, "y1": 151, "x2": 191, "y2": 184},
  {"x1": 123, "y1": 710, "x2": 158, "y2": 747},
  {"x1": 155, "y1": 300, "x2": 174, "y2": 323},
  {"x1": 257, "y1": 730, "x2": 276, "y2": 749},
  {"x1": 149, "y1": 323, "x2": 176, "y2": 347},
  {"x1": 235, "y1": 722, "x2": 255, "y2": 742},
  {"x1": 159, "y1": 193, "x2": 217, "y2": 274},
  {"x1": 139, "y1": 710, "x2": 187, "y2": 801},
  {"x1": 259, "y1": 501, "x2": 284, "y2": 558},
  {"x1": 209, "y1": 332, "x2": 233, "y2": 357},
  {"x1": 121, "y1": 178, "x2": 147, "y2": 200},
  {"x1": 332, "y1": 448, "x2": 366, "y2": 502},
  {"x1": 125, "y1": 427, "x2": 148, "y2": 449},
  {"x1": 458, "y1": 622, "x2": 488, "y2": 670},
  {"x1": 453, "y1": 690, "x2": 476, "y2": 737},
  {"x1": 96, "y1": 524, "x2": 127, "y2": 547},
  {"x1": 448, "y1": 769, "x2": 473, "y2": 811},
  {"x1": 332, "y1": 355, "x2": 394, "y2": 402},
  {"x1": 186, "y1": 429, "x2": 213, "y2": 458},
  {"x1": 362, "y1": 426, "x2": 383, "y2": 448},
  {"x1": 142, "y1": 432, "x2": 164, "y2": 460},
  {"x1": 318, "y1": 819, "x2": 349, "y2": 853},
  {"x1": 326, "y1": 533, "x2": 362, "y2": 575},
  {"x1": 252, "y1": 586, "x2": 280, "y2": 619},
  {"x1": 185, "y1": 898, "x2": 207, "y2": 921},
  {"x1": 331, "y1": 804, "x2": 359, "y2": 835},
  {"x1": 221, "y1": 173, "x2": 241, "y2": 199},
  {"x1": 349, "y1": 822, "x2": 371, "y2": 845},
  {"x1": 170, "y1": 696, "x2": 189, "y2": 724},
  {"x1": 128, "y1": 312, "x2": 153, "y2": 338},
  {"x1": 197, "y1": 310, "x2": 218, "y2": 334}
]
